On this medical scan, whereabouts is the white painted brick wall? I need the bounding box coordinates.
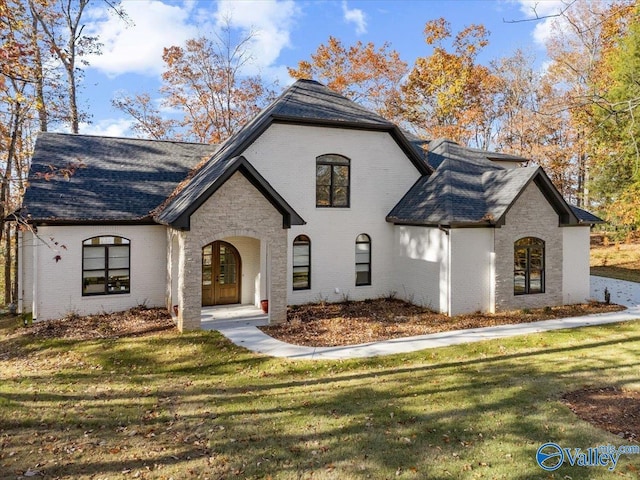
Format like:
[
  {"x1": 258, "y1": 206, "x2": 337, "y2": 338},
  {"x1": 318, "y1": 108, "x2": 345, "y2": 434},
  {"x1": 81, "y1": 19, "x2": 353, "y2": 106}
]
[
  {"x1": 19, "y1": 230, "x2": 34, "y2": 313},
  {"x1": 26, "y1": 225, "x2": 167, "y2": 321},
  {"x1": 244, "y1": 124, "x2": 423, "y2": 304},
  {"x1": 393, "y1": 226, "x2": 448, "y2": 312},
  {"x1": 449, "y1": 228, "x2": 494, "y2": 315},
  {"x1": 562, "y1": 226, "x2": 591, "y2": 304}
]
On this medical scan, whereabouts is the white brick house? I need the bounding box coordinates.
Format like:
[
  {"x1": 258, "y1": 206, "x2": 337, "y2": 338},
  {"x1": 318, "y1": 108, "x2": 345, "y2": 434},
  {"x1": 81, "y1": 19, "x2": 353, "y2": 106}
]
[{"x1": 16, "y1": 80, "x2": 601, "y2": 331}]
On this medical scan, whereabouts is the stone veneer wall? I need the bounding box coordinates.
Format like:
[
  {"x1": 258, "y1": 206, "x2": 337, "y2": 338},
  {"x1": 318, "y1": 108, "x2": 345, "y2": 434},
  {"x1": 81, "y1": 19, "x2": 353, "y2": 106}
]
[
  {"x1": 494, "y1": 182, "x2": 563, "y2": 311},
  {"x1": 176, "y1": 171, "x2": 288, "y2": 331}
]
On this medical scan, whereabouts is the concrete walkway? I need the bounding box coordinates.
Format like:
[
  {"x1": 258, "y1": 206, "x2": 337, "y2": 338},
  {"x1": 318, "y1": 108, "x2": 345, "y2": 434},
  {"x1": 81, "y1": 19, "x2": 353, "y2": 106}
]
[{"x1": 206, "y1": 276, "x2": 640, "y2": 360}]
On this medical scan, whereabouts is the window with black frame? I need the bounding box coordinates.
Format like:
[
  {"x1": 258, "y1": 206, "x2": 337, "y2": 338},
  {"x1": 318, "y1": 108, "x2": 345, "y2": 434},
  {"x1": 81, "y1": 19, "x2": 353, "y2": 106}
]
[
  {"x1": 355, "y1": 234, "x2": 371, "y2": 286},
  {"x1": 514, "y1": 237, "x2": 544, "y2": 295},
  {"x1": 292, "y1": 235, "x2": 311, "y2": 290},
  {"x1": 82, "y1": 236, "x2": 130, "y2": 295},
  {"x1": 316, "y1": 154, "x2": 350, "y2": 207}
]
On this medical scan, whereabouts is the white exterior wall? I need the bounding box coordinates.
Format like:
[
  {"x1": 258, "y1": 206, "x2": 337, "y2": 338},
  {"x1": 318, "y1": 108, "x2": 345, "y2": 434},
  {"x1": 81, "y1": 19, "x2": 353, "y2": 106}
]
[
  {"x1": 562, "y1": 226, "x2": 591, "y2": 305},
  {"x1": 393, "y1": 226, "x2": 448, "y2": 312},
  {"x1": 225, "y1": 236, "x2": 261, "y2": 305},
  {"x1": 243, "y1": 123, "x2": 422, "y2": 304},
  {"x1": 449, "y1": 228, "x2": 495, "y2": 315},
  {"x1": 19, "y1": 230, "x2": 34, "y2": 315},
  {"x1": 26, "y1": 225, "x2": 167, "y2": 321}
]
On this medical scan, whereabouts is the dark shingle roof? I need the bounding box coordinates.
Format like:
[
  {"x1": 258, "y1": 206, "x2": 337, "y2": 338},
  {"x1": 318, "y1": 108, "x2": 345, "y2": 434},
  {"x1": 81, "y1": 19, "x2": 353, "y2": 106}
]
[
  {"x1": 387, "y1": 140, "x2": 579, "y2": 227},
  {"x1": 155, "y1": 79, "x2": 431, "y2": 228},
  {"x1": 570, "y1": 205, "x2": 604, "y2": 224},
  {"x1": 426, "y1": 138, "x2": 527, "y2": 170},
  {"x1": 22, "y1": 133, "x2": 216, "y2": 223}
]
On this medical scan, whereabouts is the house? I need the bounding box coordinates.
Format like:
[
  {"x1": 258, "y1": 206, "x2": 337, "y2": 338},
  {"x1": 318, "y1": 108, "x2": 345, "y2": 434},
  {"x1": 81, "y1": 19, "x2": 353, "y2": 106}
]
[{"x1": 16, "y1": 79, "x2": 602, "y2": 331}]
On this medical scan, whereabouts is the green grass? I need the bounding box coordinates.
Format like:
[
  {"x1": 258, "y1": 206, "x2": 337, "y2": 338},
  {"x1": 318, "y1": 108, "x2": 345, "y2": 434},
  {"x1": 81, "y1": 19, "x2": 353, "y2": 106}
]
[
  {"x1": 591, "y1": 243, "x2": 640, "y2": 283},
  {"x1": 2, "y1": 320, "x2": 640, "y2": 479}
]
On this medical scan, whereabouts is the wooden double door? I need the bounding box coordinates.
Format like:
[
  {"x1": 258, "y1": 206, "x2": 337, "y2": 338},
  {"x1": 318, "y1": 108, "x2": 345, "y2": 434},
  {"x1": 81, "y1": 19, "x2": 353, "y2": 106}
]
[{"x1": 202, "y1": 241, "x2": 241, "y2": 306}]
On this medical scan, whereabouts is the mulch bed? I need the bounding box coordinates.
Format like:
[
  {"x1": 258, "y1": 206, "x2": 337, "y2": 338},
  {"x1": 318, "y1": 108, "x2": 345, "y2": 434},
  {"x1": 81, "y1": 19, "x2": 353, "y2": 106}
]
[
  {"x1": 563, "y1": 386, "x2": 640, "y2": 441},
  {"x1": 260, "y1": 298, "x2": 625, "y2": 347},
  {"x1": 17, "y1": 306, "x2": 175, "y2": 340}
]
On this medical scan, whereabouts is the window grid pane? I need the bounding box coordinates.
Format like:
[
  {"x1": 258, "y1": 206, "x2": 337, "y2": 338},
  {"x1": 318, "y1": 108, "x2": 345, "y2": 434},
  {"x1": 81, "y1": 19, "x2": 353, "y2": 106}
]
[
  {"x1": 355, "y1": 234, "x2": 371, "y2": 286},
  {"x1": 83, "y1": 236, "x2": 130, "y2": 296},
  {"x1": 316, "y1": 155, "x2": 350, "y2": 207},
  {"x1": 293, "y1": 236, "x2": 310, "y2": 290},
  {"x1": 514, "y1": 238, "x2": 545, "y2": 295}
]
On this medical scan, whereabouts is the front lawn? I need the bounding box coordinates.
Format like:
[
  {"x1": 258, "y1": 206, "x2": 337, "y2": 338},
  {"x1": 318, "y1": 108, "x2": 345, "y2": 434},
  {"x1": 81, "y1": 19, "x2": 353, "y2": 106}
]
[
  {"x1": 591, "y1": 242, "x2": 640, "y2": 283},
  {"x1": 1, "y1": 313, "x2": 640, "y2": 479}
]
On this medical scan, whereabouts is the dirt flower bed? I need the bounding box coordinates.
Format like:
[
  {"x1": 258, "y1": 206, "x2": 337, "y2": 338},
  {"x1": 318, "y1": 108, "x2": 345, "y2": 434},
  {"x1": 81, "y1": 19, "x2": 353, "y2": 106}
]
[
  {"x1": 260, "y1": 298, "x2": 625, "y2": 347},
  {"x1": 13, "y1": 306, "x2": 175, "y2": 341},
  {"x1": 563, "y1": 386, "x2": 640, "y2": 441}
]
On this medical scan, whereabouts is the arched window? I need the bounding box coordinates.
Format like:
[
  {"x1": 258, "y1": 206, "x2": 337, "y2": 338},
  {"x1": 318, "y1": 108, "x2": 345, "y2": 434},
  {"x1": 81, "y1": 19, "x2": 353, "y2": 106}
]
[
  {"x1": 514, "y1": 237, "x2": 544, "y2": 295},
  {"x1": 355, "y1": 234, "x2": 371, "y2": 286},
  {"x1": 293, "y1": 235, "x2": 311, "y2": 290},
  {"x1": 82, "y1": 236, "x2": 130, "y2": 296},
  {"x1": 316, "y1": 154, "x2": 350, "y2": 207}
]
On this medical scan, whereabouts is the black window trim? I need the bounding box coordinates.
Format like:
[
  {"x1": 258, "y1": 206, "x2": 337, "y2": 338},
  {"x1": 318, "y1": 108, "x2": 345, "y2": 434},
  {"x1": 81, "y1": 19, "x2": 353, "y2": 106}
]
[
  {"x1": 514, "y1": 237, "x2": 545, "y2": 295},
  {"x1": 82, "y1": 236, "x2": 131, "y2": 296},
  {"x1": 292, "y1": 234, "x2": 311, "y2": 291},
  {"x1": 355, "y1": 233, "x2": 372, "y2": 286},
  {"x1": 316, "y1": 154, "x2": 351, "y2": 208}
]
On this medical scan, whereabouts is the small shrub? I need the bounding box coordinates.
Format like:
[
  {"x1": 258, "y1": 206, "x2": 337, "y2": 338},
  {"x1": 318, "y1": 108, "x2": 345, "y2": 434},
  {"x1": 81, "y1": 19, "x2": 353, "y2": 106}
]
[
  {"x1": 385, "y1": 290, "x2": 397, "y2": 301},
  {"x1": 543, "y1": 306, "x2": 553, "y2": 314},
  {"x1": 521, "y1": 308, "x2": 531, "y2": 315},
  {"x1": 603, "y1": 236, "x2": 610, "y2": 247}
]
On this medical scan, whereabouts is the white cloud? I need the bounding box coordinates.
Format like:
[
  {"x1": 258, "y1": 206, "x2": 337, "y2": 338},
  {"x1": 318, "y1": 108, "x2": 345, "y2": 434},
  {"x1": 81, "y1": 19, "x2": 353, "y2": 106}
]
[
  {"x1": 79, "y1": 118, "x2": 135, "y2": 137},
  {"x1": 514, "y1": 0, "x2": 567, "y2": 46},
  {"x1": 84, "y1": 0, "x2": 201, "y2": 77},
  {"x1": 83, "y1": 1, "x2": 298, "y2": 81},
  {"x1": 341, "y1": 1, "x2": 366, "y2": 35},
  {"x1": 213, "y1": 0, "x2": 299, "y2": 76}
]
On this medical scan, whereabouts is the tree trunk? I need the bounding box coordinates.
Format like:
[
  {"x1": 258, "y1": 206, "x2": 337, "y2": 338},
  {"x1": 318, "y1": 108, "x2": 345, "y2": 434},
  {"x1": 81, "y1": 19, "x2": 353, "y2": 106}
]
[
  {"x1": 29, "y1": 2, "x2": 48, "y2": 132},
  {"x1": 4, "y1": 224, "x2": 11, "y2": 305}
]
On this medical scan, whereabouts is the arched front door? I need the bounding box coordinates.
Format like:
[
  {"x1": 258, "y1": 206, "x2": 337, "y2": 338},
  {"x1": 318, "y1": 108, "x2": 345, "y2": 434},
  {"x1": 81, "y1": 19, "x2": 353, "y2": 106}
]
[{"x1": 202, "y1": 241, "x2": 241, "y2": 306}]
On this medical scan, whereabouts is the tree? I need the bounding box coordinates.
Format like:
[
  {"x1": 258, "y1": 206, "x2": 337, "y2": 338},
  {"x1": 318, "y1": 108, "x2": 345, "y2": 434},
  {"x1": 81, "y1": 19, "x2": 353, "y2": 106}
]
[
  {"x1": 27, "y1": 0, "x2": 102, "y2": 133},
  {"x1": 590, "y1": 2, "x2": 640, "y2": 228},
  {"x1": 288, "y1": 36, "x2": 408, "y2": 121},
  {"x1": 543, "y1": 0, "x2": 635, "y2": 207},
  {"x1": 115, "y1": 22, "x2": 277, "y2": 144},
  {"x1": 401, "y1": 18, "x2": 501, "y2": 148},
  {"x1": 111, "y1": 93, "x2": 176, "y2": 140}
]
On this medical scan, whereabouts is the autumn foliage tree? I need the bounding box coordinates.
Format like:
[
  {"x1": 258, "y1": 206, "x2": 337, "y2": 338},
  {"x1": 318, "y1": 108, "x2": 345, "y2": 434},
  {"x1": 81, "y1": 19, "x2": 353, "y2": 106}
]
[
  {"x1": 288, "y1": 36, "x2": 408, "y2": 120},
  {"x1": 589, "y1": 2, "x2": 640, "y2": 228},
  {"x1": 401, "y1": 18, "x2": 502, "y2": 148},
  {"x1": 115, "y1": 24, "x2": 277, "y2": 144}
]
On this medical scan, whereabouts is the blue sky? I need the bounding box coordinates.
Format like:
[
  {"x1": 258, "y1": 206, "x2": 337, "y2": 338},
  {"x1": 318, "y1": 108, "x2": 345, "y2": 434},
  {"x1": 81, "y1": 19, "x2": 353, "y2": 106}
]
[{"x1": 77, "y1": 0, "x2": 567, "y2": 137}]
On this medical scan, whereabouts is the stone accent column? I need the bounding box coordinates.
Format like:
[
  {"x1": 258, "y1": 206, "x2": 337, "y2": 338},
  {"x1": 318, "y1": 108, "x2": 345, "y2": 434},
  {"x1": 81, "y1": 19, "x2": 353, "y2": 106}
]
[{"x1": 268, "y1": 241, "x2": 287, "y2": 324}]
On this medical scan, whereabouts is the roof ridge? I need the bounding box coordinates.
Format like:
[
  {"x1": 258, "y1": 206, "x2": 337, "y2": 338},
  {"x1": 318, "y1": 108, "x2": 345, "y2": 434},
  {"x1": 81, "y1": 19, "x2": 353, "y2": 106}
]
[{"x1": 37, "y1": 131, "x2": 214, "y2": 147}]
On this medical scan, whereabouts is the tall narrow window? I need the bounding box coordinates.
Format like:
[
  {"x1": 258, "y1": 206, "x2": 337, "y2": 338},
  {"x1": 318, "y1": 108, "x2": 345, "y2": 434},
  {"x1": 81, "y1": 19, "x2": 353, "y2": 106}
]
[
  {"x1": 82, "y1": 236, "x2": 130, "y2": 296},
  {"x1": 355, "y1": 234, "x2": 371, "y2": 286},
  {"x1": 316, "y1": 154, "x2": 350, "y2": 207},
  {"x1": 293, "y1": 235, "x2": 311, "y2": 290},
  {"x1": 514, "y1": 237, "x2": 545, "y2": 295}
]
